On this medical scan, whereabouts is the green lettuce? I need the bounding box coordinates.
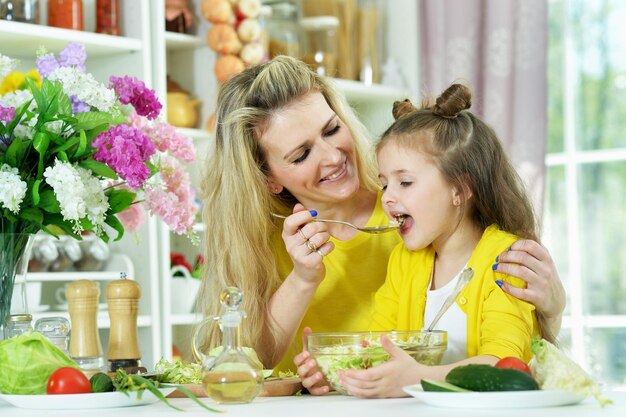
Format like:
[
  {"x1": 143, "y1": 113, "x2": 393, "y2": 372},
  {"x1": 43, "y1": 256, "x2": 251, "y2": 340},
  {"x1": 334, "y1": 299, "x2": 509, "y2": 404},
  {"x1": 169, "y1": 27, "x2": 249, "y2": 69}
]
[
  {"x1": 530, "y1": 337, "x2": 612, "y2": 406},
  {"x1": 0, "y1": 331, "x2": 79, "y2": 394}
]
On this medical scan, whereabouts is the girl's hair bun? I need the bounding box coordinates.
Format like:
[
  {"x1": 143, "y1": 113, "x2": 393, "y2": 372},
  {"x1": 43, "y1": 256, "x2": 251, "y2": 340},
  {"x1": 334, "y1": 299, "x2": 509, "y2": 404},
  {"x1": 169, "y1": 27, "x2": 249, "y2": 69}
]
[
  {"x1": 432, "y1": 83, "x2": 472, "y2": 119},
  {"x1": 392, "y1": 99, "x2": 418, "y2": 120}
]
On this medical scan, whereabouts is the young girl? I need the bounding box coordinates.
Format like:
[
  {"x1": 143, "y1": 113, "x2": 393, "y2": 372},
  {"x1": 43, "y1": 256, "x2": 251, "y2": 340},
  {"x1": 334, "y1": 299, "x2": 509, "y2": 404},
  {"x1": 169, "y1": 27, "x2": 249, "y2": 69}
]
[{"x1": 296, "y1": 83, "x2": 547, "y2": 397}]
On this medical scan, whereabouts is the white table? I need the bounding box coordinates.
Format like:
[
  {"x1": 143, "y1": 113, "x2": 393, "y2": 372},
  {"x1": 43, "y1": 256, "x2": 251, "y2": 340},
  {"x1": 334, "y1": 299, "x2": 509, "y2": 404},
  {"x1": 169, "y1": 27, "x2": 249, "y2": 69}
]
[{"x1": 1, "y1": 391, "x2": 624, "y2": 417}]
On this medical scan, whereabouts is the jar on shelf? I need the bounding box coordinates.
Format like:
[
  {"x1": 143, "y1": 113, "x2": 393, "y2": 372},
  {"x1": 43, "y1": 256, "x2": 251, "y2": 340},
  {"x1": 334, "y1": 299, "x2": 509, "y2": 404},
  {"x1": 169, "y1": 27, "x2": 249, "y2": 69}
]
[
  {"x1": 0, "y1": 0, "x2": 40, "y2": 24},
  {"x1": 301, "y1": 16, "x2": 339, "y2": 77},
  {"x1": 4, "y1": 314, "x2": 33, "y2": 339},
  {"x1": 265, "y1": 1, "x2": 301, "y2": 59},
  {"x1": 95, "y1": 0, "x2": 120, "y2": 36},
  {"x1": 47, "y1": 0, "x2": 83, "y2": 31}
]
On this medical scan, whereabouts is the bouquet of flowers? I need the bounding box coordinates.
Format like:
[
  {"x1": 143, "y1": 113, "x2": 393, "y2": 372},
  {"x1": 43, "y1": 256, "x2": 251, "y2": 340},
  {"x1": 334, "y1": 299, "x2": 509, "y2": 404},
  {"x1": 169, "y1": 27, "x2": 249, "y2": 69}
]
[{"x1": 0, "y1": 42, "x2": 198, "y2": 327}]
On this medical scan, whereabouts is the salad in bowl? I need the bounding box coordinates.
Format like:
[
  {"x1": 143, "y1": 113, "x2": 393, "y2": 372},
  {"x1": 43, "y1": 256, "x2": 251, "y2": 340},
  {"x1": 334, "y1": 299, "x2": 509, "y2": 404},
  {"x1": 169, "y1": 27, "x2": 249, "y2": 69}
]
[{"x1": 308, "y1": 330, "x2": 447, "y2": 393}]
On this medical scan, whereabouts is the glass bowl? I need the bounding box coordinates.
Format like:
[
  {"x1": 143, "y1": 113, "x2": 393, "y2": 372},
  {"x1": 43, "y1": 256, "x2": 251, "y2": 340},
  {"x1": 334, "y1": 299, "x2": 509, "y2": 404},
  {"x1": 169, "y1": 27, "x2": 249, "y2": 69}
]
[{"x1": 307, "y1": 330, "x2": 447, "y2": 394}]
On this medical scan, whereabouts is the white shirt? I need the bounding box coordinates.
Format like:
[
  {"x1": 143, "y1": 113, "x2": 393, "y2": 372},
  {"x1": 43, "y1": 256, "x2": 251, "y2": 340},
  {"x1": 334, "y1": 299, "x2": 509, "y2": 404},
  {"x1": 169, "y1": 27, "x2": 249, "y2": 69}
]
[{"x1": 422, "y1": 269, "x2": 468, "y2": 364}]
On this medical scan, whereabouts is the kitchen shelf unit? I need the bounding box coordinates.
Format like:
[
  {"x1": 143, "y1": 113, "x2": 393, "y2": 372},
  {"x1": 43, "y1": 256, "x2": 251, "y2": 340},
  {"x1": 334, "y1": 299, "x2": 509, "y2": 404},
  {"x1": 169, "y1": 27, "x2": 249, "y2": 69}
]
[
  {"x1": 0, "y1": 0, "x2": 163, "y2": 368},
  {"x1": 2, "y1": 0, "x2": 418, "y2": 368}
]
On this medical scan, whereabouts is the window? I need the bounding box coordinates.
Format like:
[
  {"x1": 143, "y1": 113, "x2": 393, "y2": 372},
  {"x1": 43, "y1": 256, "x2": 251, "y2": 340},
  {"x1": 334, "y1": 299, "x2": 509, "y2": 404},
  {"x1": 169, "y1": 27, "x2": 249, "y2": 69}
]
[{"x1": 545, "y1": 0, "x2": 626, "y2": 386}]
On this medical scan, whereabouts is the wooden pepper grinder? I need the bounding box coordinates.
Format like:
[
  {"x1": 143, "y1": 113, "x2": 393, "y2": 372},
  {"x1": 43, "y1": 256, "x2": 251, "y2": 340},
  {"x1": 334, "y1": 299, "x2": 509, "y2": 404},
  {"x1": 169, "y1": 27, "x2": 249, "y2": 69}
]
[
  {"x1": 106, "y1": 276, "x2": 145, "y2": 373},
  {"x1": 66, "y1": 279, "x2": 106, "y2": 373}
]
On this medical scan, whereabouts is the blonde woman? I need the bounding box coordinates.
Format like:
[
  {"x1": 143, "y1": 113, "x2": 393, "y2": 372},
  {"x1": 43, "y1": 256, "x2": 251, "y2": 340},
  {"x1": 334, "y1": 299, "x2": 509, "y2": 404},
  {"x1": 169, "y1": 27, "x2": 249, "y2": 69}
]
[{"x1": 198, "y1": 56, "x2": 565, "y2": 373}]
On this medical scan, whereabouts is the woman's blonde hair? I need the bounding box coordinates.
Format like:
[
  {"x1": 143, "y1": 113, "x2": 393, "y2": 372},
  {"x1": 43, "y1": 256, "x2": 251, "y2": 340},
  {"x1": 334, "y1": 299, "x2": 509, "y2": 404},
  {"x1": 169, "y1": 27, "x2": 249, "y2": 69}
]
[
  {"x1": 197, "y1": 56, "x2": 378, "y2": 362},
  {"x1": 380, "y1": 84, "x2": 555, "y2": 343}
]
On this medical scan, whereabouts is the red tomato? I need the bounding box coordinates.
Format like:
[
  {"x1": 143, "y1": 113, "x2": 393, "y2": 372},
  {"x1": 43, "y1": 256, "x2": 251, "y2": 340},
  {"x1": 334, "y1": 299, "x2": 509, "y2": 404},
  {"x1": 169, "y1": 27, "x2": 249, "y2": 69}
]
[
  {"x1": 495, "y1": 357, "x2": 532, "y2": 376},
  {"x1": 47, "y1": 367, "x2": 91, "y2": 394}
]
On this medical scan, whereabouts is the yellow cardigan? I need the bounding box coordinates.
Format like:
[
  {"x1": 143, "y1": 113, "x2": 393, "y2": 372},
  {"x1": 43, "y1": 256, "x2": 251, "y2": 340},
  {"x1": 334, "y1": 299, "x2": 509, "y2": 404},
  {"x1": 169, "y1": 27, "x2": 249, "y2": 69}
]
[{"x1": 370, "y1": 225, "x2": 538, "y2": 362}]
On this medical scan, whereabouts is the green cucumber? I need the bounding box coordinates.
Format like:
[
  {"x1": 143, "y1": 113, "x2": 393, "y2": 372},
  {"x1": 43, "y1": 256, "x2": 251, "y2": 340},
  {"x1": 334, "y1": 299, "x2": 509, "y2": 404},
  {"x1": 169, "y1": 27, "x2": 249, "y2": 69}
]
[
  {"x1": 445, "y1": 364, "x2": 539, "y2": 392},
  {"x1": 421, "y1": 379, "x2": 470, "y2": 392},
  {"x1": 90, "y1": 372, "x2": 114, "y2": 393}
]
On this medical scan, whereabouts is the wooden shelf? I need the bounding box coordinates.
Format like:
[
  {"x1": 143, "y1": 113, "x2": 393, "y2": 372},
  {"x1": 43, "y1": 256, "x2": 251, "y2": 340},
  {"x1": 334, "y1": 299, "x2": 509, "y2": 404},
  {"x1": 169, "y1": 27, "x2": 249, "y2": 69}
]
[
  {"x1": 28, "y1": 253, "x2": 135, "y2": 282},
  {"x1": 0, "y1": 20, "x2": 143, "y2": 59}
]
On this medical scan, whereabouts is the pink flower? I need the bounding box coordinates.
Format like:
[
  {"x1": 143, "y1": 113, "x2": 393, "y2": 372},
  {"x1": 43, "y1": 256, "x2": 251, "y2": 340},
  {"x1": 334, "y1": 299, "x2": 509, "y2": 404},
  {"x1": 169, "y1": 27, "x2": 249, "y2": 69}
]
[
  {"x1": 109, "y1": 76, "x2": 162, "y2": 120},
  {"x1": 127, "y1": 113, "x2": 195, "y2": 162},
  {"x1": 145, "y1": 188, "x2": 196, "y2": 235},
  {"x1": 93, "y1": 124, "x2": 156, "y2": 189},
  {"x1": 117, "y1": 200, "x2": 146, "y2": 233}
]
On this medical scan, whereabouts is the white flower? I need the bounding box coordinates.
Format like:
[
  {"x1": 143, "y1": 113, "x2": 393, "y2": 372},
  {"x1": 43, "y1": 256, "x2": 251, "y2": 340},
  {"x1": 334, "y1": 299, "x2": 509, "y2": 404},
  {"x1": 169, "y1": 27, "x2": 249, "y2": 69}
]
[
  {"x1": 0, "y1": 53, "x2": 18, "y2": 79},
  {"x1": 46, "y1": 66, "x2": 118, "y2": 114},
  {"x1": 43, "y1": 159, "x2": 110, "y2": 235},
  {"x1": 0, "y1": 163, "x2": 27, "y2": 213},
  {"x1": 0, "y1": 90, "x2": 37, "y2": 139}
]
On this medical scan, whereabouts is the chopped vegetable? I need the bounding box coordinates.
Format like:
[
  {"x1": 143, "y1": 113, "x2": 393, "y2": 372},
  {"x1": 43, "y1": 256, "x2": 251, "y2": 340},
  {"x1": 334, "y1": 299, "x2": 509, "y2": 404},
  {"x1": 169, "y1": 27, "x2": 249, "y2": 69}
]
[
  {"x1": 0, "y1": 331, "x2": 79, "y2": 394},
  {"x1": 530, "y1": 337, "x2": 612, "y2": 406},
  {"x1": 154, "y1": 359, "x2": 203, "y2": 384}
]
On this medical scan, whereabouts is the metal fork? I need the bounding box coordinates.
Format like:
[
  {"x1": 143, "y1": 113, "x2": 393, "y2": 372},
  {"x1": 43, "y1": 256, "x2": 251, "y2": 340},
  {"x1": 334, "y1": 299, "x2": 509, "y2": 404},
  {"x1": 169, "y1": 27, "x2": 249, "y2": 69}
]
[{"x1": 270, "y1": 213, "x2": 401, "y2": 234}]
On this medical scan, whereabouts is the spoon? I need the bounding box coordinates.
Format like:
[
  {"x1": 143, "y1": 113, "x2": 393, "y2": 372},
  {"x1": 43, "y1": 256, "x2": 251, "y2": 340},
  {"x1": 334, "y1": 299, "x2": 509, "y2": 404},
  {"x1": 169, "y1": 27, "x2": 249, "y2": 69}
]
[{"x1": 270, "y1": 213, "x2": 402, "y2": 234}]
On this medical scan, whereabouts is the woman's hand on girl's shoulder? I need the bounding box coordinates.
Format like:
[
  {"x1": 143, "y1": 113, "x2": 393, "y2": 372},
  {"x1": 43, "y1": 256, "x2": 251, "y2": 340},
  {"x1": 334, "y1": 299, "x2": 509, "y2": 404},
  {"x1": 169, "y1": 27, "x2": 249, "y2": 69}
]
[{"x1": 493, "y1": 239, "x2": 566, "y2": 319}]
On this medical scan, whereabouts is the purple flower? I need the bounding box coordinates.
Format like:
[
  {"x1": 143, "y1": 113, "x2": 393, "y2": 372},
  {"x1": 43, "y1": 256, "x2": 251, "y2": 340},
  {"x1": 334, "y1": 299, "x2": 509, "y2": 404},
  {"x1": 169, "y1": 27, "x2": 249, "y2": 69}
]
[
  {"x1": 0, "y1": 105, "x2": 15, "y2": 123},
  {"x1": 70, "y1": 96, "x2": 90, "y2": 114},
  {"x1": 59, "y1": 42, "x2": 87, "y2": 72},
  {"x1": 36, "y1": 54, "x2": 59, "y2": 78},
  {"x1": 109, "y1": 76, "x2": 162, "y2": 120},
  {"x1": 93, "y1": 124, "x2": 156, "y2": 189}
]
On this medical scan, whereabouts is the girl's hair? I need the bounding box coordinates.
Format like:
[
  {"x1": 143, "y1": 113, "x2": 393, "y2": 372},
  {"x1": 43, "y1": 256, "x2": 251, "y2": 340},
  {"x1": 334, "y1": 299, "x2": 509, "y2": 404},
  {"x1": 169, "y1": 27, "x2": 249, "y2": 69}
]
[
  {"x1": 379, "y1": 84, "x2": 555, "y2": 343},
  {"x1": 197, "y1": 56, "x2": 379, "y2": 362}
]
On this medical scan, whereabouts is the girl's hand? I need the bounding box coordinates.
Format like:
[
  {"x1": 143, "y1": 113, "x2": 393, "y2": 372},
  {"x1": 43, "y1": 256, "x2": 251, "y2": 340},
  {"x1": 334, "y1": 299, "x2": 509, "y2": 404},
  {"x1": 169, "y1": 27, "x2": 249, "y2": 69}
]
[
  {"x1": 338, "y1": 335, "x2": 420, "y2": 398},
  {"x1": 281, "y1": 204, "x2": 334, "y2": 287},
  {"x1": 494, "y1": 240, "x2": 566, "y2": 319},
  {"x1": 294, "y1": 327, "x2": 331, "y2": 395}
]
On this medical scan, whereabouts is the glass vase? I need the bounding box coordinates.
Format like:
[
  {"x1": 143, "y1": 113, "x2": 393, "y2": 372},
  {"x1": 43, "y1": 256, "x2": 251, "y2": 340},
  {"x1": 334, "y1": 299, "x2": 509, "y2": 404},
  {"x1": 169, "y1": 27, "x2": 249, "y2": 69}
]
[{"x1": 0, "y1": 233, "x2": 35, "y2": 340}]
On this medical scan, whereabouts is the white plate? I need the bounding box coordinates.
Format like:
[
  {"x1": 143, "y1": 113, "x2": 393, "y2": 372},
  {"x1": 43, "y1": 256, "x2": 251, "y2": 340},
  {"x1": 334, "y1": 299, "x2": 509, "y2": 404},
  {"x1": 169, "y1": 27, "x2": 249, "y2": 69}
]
[
  {"x1": 0, "y1": 388, "x2": 175, "y2": 410},
  {"x1": 403, "y1": 385, "x2": 585, "y2": 408}
]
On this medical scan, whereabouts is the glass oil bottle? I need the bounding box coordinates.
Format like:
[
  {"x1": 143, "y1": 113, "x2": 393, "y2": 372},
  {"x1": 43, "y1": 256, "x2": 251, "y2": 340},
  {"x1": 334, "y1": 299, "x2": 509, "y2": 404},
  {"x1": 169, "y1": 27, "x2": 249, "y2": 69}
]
[{"x1": 202, "y1": 287, "x2": 263, "y2": 404}]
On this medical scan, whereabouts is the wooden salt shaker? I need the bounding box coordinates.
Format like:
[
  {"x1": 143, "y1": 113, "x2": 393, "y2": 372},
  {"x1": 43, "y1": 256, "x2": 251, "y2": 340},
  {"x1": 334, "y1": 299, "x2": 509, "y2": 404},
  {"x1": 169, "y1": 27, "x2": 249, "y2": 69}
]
[
  {"x1": 66, "y1": 280, "x2": 105, "y2": 371},
  {"x1": 106, "y1": 277, "x2": 142, "y2": 372}
]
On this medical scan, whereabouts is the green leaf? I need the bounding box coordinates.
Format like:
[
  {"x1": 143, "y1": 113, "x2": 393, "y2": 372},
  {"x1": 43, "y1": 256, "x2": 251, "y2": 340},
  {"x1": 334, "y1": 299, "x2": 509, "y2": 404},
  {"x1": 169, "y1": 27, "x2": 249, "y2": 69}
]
[
  {"x1": 105, "y1": 214, "x2": 125, "y2": 241},
  {"x1": 58, "y1": 90, "x2": 73, "y2": 116},
  {"x1": 18, "y1": 207, "x2": 44, "y2": 226},
  {"x1": 33, "y1": 132, "x2": 50, "y2": 154},
  {"x1": 25, "y1": 78, "x2": 45, "y2": 111},
  {"x1": 106, "y1": 189, "x2": 136, "y2": 214},
  {"x1": 74, "y1": 130, "x2": 87, "y2": 158},
  {"x1": 37, "y1": 190, "x2": 61, "y2": 213},
  {"x1": 58, "y1": 150, "x2": 68, "y2": 162},
  {"x1": 41, "y1": 213, "x2": 77, "y2": 237},
  {"x1": 51, "y1": 136, "x2": 79, "y2": 154},
  {"x1": 31, "y1": 179, "x2": 41, "y2": 205},
  {"x1": 73, "y1": 112, "x2": 115, "y2": 131},
  {"x1": 79, "y1": 160, "x2": 118, "y2": 179},
  {"x1": 4, "y1": 137, "x2": 23, "y2": 167}
]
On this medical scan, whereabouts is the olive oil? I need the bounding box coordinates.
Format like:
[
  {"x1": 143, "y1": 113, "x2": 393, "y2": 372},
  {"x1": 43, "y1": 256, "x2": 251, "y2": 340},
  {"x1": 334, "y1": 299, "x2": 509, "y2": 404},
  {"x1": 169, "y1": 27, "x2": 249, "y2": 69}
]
[{"x1": 203, "y1": 370, "x2": 263, "y2": 403}]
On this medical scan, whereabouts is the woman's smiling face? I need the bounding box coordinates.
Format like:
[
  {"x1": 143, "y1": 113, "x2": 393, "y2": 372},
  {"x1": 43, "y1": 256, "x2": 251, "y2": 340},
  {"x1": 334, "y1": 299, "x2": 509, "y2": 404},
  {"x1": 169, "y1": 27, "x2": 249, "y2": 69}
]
[
  {"x1": 377, "y1": 142, "x2": 460, "y2": 251},
  {"x1": 261, "y1": 91, "x2": 360, "y2": 207}
]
